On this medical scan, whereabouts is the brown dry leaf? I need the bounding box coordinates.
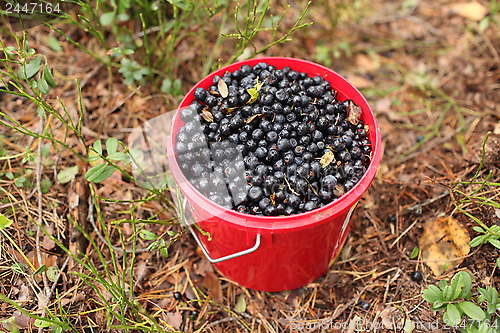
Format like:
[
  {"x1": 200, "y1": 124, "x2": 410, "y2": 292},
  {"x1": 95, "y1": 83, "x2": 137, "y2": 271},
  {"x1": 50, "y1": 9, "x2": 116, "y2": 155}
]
[
  {"x1": 334, "y1": 184, "x2": 345, "y2": 197},
  {"x1": 354, "y1": 53, "x2": 380, "y2": 72},
  {"x1": 218, "y1": 79, "x2": 229, "y2": 98},
  {"x1": 449, "y1": 2, "x2": 488, "y2": 21},
  {"x1": 320, "y1": 150, "x2": 335, "y2": 168},
  {"x1": 201, "y1": 108, "x2": 214, "y2": 122},
  {"x1": 419, "y1": 216, "x2": 470, "y2": 276},
  {"x1": 68, "y1": 191, "x2": 79, "y2": 210},
  {"x1": 346, "y1": 101, "x2": 362, "y2": 125},
  {"x1": 135, "y1": 260, "x2": 149, "y2": 283},
  {"x1": 246, "y1": 113, "x2": 263, "y2": 124},
  {"x1": 42, "y1": 235, "x2": 56, "y2": 250},
  {"x1": 201, "y1": 271, "x2": 223, "y2": 303},
  {"x1": 194, "y1": 258, "x2": 214, "y2": 276},
  {"x1": 379, "y1": 306, "x2": 395, "y2": 329},
  {"x1": 17, "y1": 283, "x2": 31, "y2": 302},
  {"x1": 375, "y1": 98, "x2": 406, "y2": 122},
  {"x1": 346, "y1": 74, "x2": 372, "y2": 89},
  {"x1": 493, "y1": 121, "x2": 500, "y2": 135},
  {"x1": 208, "y1": 89, "x2": 220, "y2": 97},
  {"x1": 12, "y1": 310, "x2": 34, "y2": 328},
  {"x1": 164, "y1": 312, "x2": 182, "y2": 331}
]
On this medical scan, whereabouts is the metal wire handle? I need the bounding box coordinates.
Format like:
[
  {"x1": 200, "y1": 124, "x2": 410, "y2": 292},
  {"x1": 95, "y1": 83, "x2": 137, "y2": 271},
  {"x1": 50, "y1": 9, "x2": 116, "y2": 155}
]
[{"x1": 182, "y1": 198, "x2": 261, "y2": 263}]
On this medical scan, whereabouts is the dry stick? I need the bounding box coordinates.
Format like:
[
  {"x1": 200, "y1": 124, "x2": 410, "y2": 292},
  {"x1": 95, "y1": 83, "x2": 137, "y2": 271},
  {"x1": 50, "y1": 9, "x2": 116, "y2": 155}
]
[
  {"x1": 404, "y1": 191, "x2": 450, "y2": 214},
  {"x1": 205, "y1": 317, "x2": 249, "y2": 332},
  {"x1": 86, "y1": 195, "x2": 148, "y2": 254},
  {"x1": 364, "y1": 211, "x2": 390, "y2": 256},
  {"x1": 48, "y1": 256, "x2": 70, "y2": 300},
  {"x1": 398, "y1": 125, "x2": 466, "y2": 164},
  {"x1": 0, "y1": 188, "x2": 36, "y2": 209},
  {"x1": 63, "y1": 63, "x2": 104, "y2": 97},
  {"x1": 389, "y1": 219, "x2": 419, "y2": 249},
  {"x1": 34, "y1": 117, "x2": 51, "y2": 333},
  {"x1": 383, "y1": 269, "x2": 402, "y2": 305},
  {"x1": 389, "y1": 191, "x2": 450, "y2": 249},
  {"x1": 133, "y1": 26, "x2": 161, "y2": 39}
]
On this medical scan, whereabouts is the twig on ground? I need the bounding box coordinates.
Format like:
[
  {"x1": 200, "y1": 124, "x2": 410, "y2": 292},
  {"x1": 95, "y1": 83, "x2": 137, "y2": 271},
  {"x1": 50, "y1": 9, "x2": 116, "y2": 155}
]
[
  {"x1": 87, "y1": 194, "x2": 149, "y2": 254},
  {"x1": 0, "y1": 188, "x2": 36, "y2": 209},
  {"x1": 404, "y1": 191, "x2": 450, "y2": 214},
  {"x1": 63, "y1": 63, "x2": 104, "y2": 97},
  {"x1": 389, "y1": 219, "x2": 419, "y2": 249},
  {"x1": 205, "y1": 316, "x2": 249, "y2": 332},
  {"x1": 364, "y1": 211, "x2": 390, "y2": 256},
  {"x1": 34, "y1": 117, "x2": 51, "y2": 333},
  {"x1": 47, "y1": 256, "x2": 70, "y2": 304}
]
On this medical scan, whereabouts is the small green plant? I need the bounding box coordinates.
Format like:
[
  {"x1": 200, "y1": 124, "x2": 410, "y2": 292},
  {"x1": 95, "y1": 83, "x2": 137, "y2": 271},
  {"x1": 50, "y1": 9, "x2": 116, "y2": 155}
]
[
  {"x1": 470, "y1": 225, "x2": 500, "y2": 251},
  {"x1": 450, "y1": 132, "x2": 500, "y2": 261},
  {"x1": 422, "y1": 271, "x2": 500, "y2": 332},
  {"x1": 0, "y1": 212, "x2": 14, "y2": 229},
  {"x1": 139, "y1": 229, "x2": 177, "y2": 258},
  {"x1": 85, "y1": 137, "x2": 141, "y2": 183},
  {"x1": 117, "y1": 58, "x2": 151, "y2": 86},
  {"x1": 223, "y1": 0, "x2": 312, "y2": 66},
  {"x1": 160, "y1": 77, "x2": 182, "y2": 96}
]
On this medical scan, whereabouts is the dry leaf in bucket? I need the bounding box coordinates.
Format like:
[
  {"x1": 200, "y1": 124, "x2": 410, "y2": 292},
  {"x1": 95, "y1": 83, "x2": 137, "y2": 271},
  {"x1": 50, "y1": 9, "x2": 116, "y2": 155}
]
[
  {"x1": 419, "y1": 216, "x2": 470, "y2": 276},
  {"x1": 217, "y1": 78, "x2": 229, "y2": 98},
  {"x1": 346, "y1": 100, "x2": 362, "y2": 125},
  {"x1": 201, "y1": 107, "x2": 214, "y2": 122},
  {"x1": 320, "y1": 150, "x2": 335, "y2": 168}
]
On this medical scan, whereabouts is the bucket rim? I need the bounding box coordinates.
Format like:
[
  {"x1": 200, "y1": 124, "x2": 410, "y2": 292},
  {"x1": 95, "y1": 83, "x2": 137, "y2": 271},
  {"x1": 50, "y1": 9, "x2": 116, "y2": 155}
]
[{"x1": 167, "y1": 57, "x2": 382, "y2": 232}]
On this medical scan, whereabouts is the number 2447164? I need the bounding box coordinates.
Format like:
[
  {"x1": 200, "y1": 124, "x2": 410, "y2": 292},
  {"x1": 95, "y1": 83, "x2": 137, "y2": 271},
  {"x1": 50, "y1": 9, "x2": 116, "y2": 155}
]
[{"x1": 5, "y1": 2, "x2": 61, "y2": 14}]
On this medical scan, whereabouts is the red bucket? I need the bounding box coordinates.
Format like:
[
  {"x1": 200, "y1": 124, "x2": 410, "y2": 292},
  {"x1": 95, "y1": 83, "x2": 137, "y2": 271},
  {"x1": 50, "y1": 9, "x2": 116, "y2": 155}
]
[{"x1": 167, "y1": 57, "x2": 382, "y2": 292}]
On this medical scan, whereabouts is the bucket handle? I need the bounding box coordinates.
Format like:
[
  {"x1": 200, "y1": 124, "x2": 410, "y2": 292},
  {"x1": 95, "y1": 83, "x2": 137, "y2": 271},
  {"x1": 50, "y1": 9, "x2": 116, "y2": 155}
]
[{"x1": 182, "y1": 199, "x2": 261, "y2": 263}]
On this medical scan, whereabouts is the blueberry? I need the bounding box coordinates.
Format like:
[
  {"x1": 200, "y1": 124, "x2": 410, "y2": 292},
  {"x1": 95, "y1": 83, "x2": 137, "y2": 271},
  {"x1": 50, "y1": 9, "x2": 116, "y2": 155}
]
[
  {"x1": 277, "y1": 138, "x2": 291, "y2": 152},
  {"x1": 266, "y1": 131, "x2": 278, "y2": 143},
  {"x1": 303, "y1": 200, "x2": 317, "y2": 211},
  {"x1": 248, "y1": 186, "x2": 264, "y2": 202},
  {"x1": 338, "y1": 151, "x2": 351, "y2": 163},
  {"x1": 175, "y1": 142, "x2": 188, "y2": 154},
  {"x1": 205, "y1": 94, "x2": 217, "y2": 107},
  {"x1": 255, "y1": 147, "x2": 268, "y2": 159},
  {"x1": 284, "y1": 206, "x2": 296, "y2": 215},
  {"x1": 267, "y1": 148, "x2": 280, "y2": 162},
  {"x1": 258, "y1": 197, "x2": 271, "y2": 211},
  {"x1": 411, "y1": 271, "x2": 423, "y2": 282},
  {"x1": 260, "y1": 93, "x2": 274, "y2": 106},
  {"x1": 295, "y1": 179, "x2": 308, "y2": 194},
  {"x1": 311, "y1": 130, "x2": 324, "y2": 142},
  {"x1": 173, "y1": 291, "x2": 183, "y2": 301},
  {"x1": 264, "y1": 205, "x2": 278, "y2": 216},
  {"x1": 316, "y1": 116, "x2": 329, "y2": 130},
  {"x1": 321, "y1": 175, "x2": 337, "y2": 191},
  {"x1": 193, "y1": 87, "x2": 207, "y2": 102},
  {"x1": 359, "y1": 301, "x2": 370, "y2": 310},
  {"x1": 319, "y1": 190, "x2": 334, "y2": 203}
]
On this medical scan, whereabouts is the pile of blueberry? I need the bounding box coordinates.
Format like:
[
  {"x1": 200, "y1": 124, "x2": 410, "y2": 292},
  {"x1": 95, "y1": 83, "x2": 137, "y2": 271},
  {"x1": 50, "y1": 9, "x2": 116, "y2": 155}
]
[{"x1": 174, "y1": 62, "x2": 372, "y2": 216}]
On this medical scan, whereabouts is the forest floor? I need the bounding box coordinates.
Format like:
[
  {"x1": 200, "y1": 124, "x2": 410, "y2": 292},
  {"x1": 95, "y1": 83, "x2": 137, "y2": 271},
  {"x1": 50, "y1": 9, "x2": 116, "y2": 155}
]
[{"x1": 0, "y1": 0, "x2": 499, "y2": 332}]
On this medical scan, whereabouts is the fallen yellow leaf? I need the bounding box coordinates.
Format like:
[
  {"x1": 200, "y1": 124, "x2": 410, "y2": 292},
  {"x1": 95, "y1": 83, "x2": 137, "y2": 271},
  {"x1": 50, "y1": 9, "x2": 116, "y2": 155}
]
[
  {"x1": 419, "y1": 216, "x2": 470, "y2": 276},
  {"x1": 450, "y1": 2, "x2": 489, "y2": 21}
]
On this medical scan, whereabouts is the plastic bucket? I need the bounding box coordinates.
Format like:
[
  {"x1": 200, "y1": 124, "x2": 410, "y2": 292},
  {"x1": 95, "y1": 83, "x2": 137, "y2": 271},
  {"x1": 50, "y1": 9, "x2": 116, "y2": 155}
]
[{"x1": 167, "y1": 57, "x2": 382, "y2": 292}]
